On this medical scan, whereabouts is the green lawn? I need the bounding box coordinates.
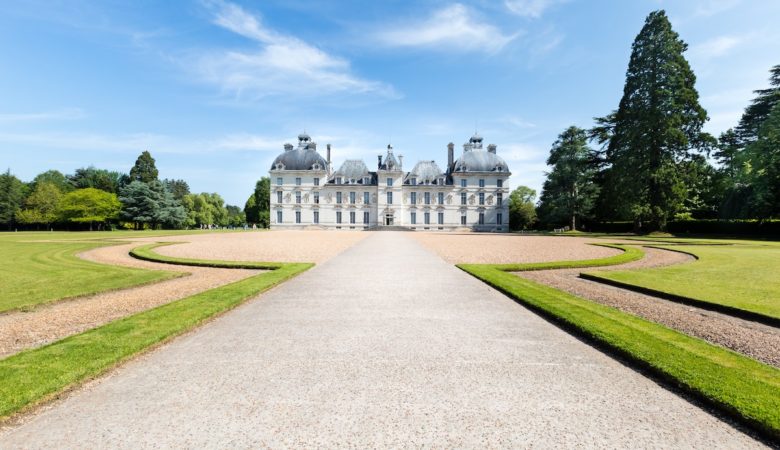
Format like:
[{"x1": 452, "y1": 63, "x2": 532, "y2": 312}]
[
  {"x1": 0, "y1": 240, "x2": 178, "y2": 312},
  {"x1": 0, "y1": 261, "x2": 312, "y2": 421},
  {"x1": 459, "y1": 258, "x2": 780, "y2": 440},
  {"x1": 583, "y1": 244, "x2": 780, "y2": 321}
]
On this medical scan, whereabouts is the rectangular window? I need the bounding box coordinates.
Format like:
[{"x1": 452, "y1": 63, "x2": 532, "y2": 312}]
[
  {"x1": 424, "y1": 192, "x2": 430, "y2": 205},
  {"x1": 479, "y1": 192, "x2": 485, "y2": 205},
  {"x1": 350, "y1": 192, "x2": 356, "y2": 204},
  {"x1": 314, "y1": 211, "x2": 319, "y2": 224},
  {"x1": 276, "y1": 177, "x2": 283, "y2": 186},
  {"x1": 438, "y1": 192, "x2": 444, "y2": 204},
  {"x1": 314, "y1": 192, "x2": 319, "y2": 204},
  {"x1": 295, "y1": 191, "x2": 301, "y2": 204},
  {"x1": 295, "y1": 211, "x2": 301, "y2": 224},
  {"x1": 497, "y1": 179, "x2": 503, "y2": 188},
  {"x1": 387, "y1": 192, "x2": 393, "y2": 204},
  {"x1": 277, "y1": 210, "x2": 283, "y2": 224},
  {"x1": 387, "y1": 178, "x2": 393, "y2": 187},
  {"x1": 363, "y1": 211, "x2": 369, "y2": 224},
  {"x1": 363, "y1": 192, "x2": 370, "y2": 204},
  {"x1": 295, "y1": 177, "x2": 302, "y2": 186},
  {"x1": 364, "y1": 177, "x2": 370, "y2": 184},
  {"x1": 336, "y1": 211, "x2": 342, "y2": 224},
  {"x1": 410, "y1": 212, "x2": 416, "y2": 224},
  {"x1": 460, "y1": 179, "x2": 467, "y2": 187},
  {"x1": 424, "y1": 212, "x2": 430, "y2": 225},
  {"x1": 479, "y1": 179, "x2": 485, "y2": 188},
  {"x1": 350, "y1": 211, "x2": 356, "y2": 224},
  {"x1": 411, "y1": 177, "x2": 417, "y2": 185},
  {"x1": 411, "y1": 192, "x2": 417, "y2": 205},
  {"x1": 314, "y1": 177, "x2": 320, "y2": 186},
  {"x1": 479, "y1": 212, "x2": 485, "y2": 225},
  {"x1": 336, "y1": 177, "x2": 342, "y2": 184},
  {"x1": 438, "y1": 212, "x2": 444, "y2": 224},
  {"x1": 461, "y1": 192, "x2": 467, "y2": 205},
  {"x1": 461, "y1": 214, "x2": 467, "y2": 225},
  {"x1": 497, "y1": 213, "x2": 503, "y2": 225},
  {"x1": 497, "y1": 193, "x2": 503, "y2": 206},
  {"x1": 277, "y1": 191, "x2": 283, "y2": 204},
  {"x1": 336, "y1": 192, "x2": 342, "y2": 204}
]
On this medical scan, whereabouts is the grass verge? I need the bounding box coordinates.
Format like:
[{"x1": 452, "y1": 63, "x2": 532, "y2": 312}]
[
  {"x1": 488, "y1": 243, "x2": 644, "y2": 272},
  {"x1": 0, "y1": 259, "x2": 312, "y2": 422},
  {"x1": 458, "y1": 261, "x2": 780, "y2": 441},
  {"x1": 581, "y1": 244, "x2": 780, "y2": 324},
  {"x1": 130, "y1": 242, "x2": 286, "y2": 269}
]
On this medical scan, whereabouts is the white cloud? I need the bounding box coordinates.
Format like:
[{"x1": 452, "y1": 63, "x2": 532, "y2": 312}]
[
  {"x1": 694, "y1": 0, "x2": 741, "y2": 17},
  {"x1": 504, "y1": 0, "x2": 566, "y2": 18},
  {"x1": 376, "y1": 4, "x2": 520, "y2": 53},
  {"x1": 690, "y1": 34, "x2": 745, "y2": 60},
  {"x1": 0, "y1": 108, "x2": 85, "y2": 122},
  {"x1": 195, "y1": 1, "x2": 394, "y2": 99}
]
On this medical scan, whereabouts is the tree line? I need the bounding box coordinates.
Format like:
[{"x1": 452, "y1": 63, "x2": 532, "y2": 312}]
[
  {"x1": 0, "y1": 151, "x2": 247, "y2": 231},
  {"x1": 509, "y1": 10, "x2": 779, "y2": 233}
]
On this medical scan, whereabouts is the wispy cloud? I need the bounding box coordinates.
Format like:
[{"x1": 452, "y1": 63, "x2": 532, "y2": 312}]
[
  {"x1": 694, "y1": 0, "x2": 741, "y2": 17},
  {"x1": 504, "y1": 0, "x2": 567, "y2": 18},
  {"x1": 375, "y1": 4, "x2": 520, "y2": 54},
  {"x1": 0, "y1": 108, "x2": 85, "y2": 122},
  {"x1": 195, "y1": 0, "x2": 395, "y2": 99},
  {"x1": 690, "y1": 34, "x2": 746, "y2": 60}
]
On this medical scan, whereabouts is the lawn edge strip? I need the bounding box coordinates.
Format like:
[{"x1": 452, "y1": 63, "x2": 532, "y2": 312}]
[
  {"x1": 130, "y1": 242, "x2": 285, "y2": 270},
  {"x1": 0, "y1": 261, "x2": 313, "y2": 423},
  {"x1": 457, "y1": 263, "x2": 780, "y2": 441},
  {"x1": 484, "y1": 243, "x2": 644, "y2": 272}
]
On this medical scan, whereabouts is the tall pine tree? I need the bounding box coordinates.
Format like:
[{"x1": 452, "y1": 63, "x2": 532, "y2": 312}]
[
  {"x1": 129, "y1": 151, "x2": 159, "y2": 183},
  {"x1": 601, "y1": 10, "x2": 711, "y2": 231}
]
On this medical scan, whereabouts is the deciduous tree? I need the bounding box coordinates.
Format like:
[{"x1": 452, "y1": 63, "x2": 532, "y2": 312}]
[
  {"x1": 508, "y1": 185, "x2": 537, "y2": 230},
  {"x1": 58, "y1": 188, "x2": 120, "y2": 231},
  {"x1": 17, "y1": 181, "x2": 63, "y2": 228}
]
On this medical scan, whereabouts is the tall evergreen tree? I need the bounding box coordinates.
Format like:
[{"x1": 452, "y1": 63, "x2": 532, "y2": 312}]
[
  {"x1": 129, "y1": 150, "x2": 159, "y2": 183},
  {"x1": 736, "y1": 64, "x2": 780, "y2": 144},
  {"x1": 537, "y1": 126, "x2": 599, "y2": 230},
  {"x1": 0, "y1": 169, "x2": 27, "y2": 229},
  {"x1": 599, "y1": 10, "x2": 712, "y2": 231},
  {"x1": 743, "y1": 103, "x2": 780, "y2": 219}
]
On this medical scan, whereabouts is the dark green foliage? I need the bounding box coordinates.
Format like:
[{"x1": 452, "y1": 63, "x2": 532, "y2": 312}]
[
  {"x1": 163, "y1": 179, "x2": 190, "y2": 201},
  {"x1": 742, "y1": 104, "x2": 780, "y2": 218},
  {"x1": 226, "y1": 204, "x2": 245, "y2": 227},
  {"x1": 0, "y1": 170, "x2": 27, "y2": 228},
  {"x1": 599, "y1": 10, "x2": 712, "y2": 231},
  {"x1": 736, "y1": 65, "x2": 780, "y2": 144},
  {"x1": 537, "y1": 126, "x2": 599, "y2": 229},
  {"x1": 68, "y1": 166, "x2": 124, "y2": 193},
  {"x1": 129, "y1": 150, "x2": 159, "y2": 183},
  {"x1": 245, "y1": 177, "x2": 270, "y2": 227},
  {"x1": 508, "y1": 185, "x2": 537, "y2": 230}
]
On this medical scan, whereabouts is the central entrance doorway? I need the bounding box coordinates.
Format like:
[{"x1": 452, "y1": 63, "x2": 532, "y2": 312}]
[{"x1": 385, "y1": 214, "x2": 394, "y2": 226}]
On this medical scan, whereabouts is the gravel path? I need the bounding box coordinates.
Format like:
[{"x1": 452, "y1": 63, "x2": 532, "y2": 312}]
[
  {"x1": 0, "y1": 242, "x2": 259, "y2": 358},
  {"x1": 412, "y1": 232, "x2": 621, "y2": 264},
  {"x1": 0, "y1": 233, "x2": 765, "y2": 448},
  {"x1": 128, "y1": 230, "x2": 369, "y2": 264},
  {"x1": 517, "y1": 246, "x2": 780, "y2": 367}
]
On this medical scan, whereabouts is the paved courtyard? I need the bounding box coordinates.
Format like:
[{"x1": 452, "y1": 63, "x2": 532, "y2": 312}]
[{"x1": 0, "y1": 232, "x2": 765, "y2": 448}]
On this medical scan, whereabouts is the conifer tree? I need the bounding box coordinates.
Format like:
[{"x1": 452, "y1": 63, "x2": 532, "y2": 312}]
[
  {"x1": 129, "y1": 150, "x2": 159, "y2": 184},
  {"x1": 601, "y1": 10, "x2": 712, "y2": 231}
]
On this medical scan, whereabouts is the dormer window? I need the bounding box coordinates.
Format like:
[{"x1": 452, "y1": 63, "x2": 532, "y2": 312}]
[
  {"x1": 336, "y1": 177, "x2": 342, "y2": 184},
  {"x1": 411, "y1": 178, "x2": 417, "y2": 185},
  {"x1": 312, "y1": 163, "x2": 321, "y2": 170},
  {"x1": 363, "y1": 177, "x2": 370, "y2": 184},
  {"x1": 350, "y1": 178, "x2": 356, "y2": 184}
]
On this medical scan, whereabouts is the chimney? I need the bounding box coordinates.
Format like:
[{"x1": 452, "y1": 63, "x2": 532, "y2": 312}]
[
  {"x1": 378, "y1": 154, "x2": 383, "y2": 169},
  {"x1": 326, "y1": 144, "x2": 331, "y2": 164},
  {"x1": 447, "y1": 142, "x2": 454, "y2": 168},
  {"x1": 488, "y1": 144, "x2": 497, "y2": 154},
  {"x1": 284, "y1": 143, "x2": 293, "y2": 151},
  {"x1": 398, "y1": 154, "x2": 403, "y2": 170}
]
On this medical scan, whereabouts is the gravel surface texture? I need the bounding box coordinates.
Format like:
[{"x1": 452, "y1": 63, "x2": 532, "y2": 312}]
[
  {"x1": 0, "y1": 242, "x2": 259, "y2": 358},
  {"x1": 129, "y1": 230, "x2": 369, "y2": 263},
  {"x1": 0, "y1": 233, "x2": 765, "y2": 448},
  {"x1": 411, "y1": 232, "x2": 621, "y2": 264},
  {"x1": 517, "y1": 246, "x2": 780, "y2": 368}
]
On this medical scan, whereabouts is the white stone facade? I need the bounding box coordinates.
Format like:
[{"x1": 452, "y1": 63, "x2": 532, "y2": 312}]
[{"x1": 269, "y1": 132, "x2": 511, "y2": 231}]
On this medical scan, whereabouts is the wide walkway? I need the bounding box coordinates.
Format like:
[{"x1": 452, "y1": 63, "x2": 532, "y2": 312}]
[{"x1": 0, "y1": 233, "x2": 765, "y2": 448}]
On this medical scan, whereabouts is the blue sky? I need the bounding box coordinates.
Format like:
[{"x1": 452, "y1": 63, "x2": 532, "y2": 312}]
[{"x1": 1, "y1": 0, "x2": 778, "y2": 206}]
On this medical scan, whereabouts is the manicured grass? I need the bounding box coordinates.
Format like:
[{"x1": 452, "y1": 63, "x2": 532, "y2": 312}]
[
  {"x1": 130, "y1": 242, "x2": 286, "y2": 270},
  {"x1": 583, "y1": 244, "x2": 780, "y2": 322},
  {"x1": 458, "y1": 262, "x2": 780, "y2": 440},
  {"x1": 0, "y1": 240, "x2": 178, "y2": 313},
  {"x1": 0, "y1": 261, "x2": 312, "y2": 421}
]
